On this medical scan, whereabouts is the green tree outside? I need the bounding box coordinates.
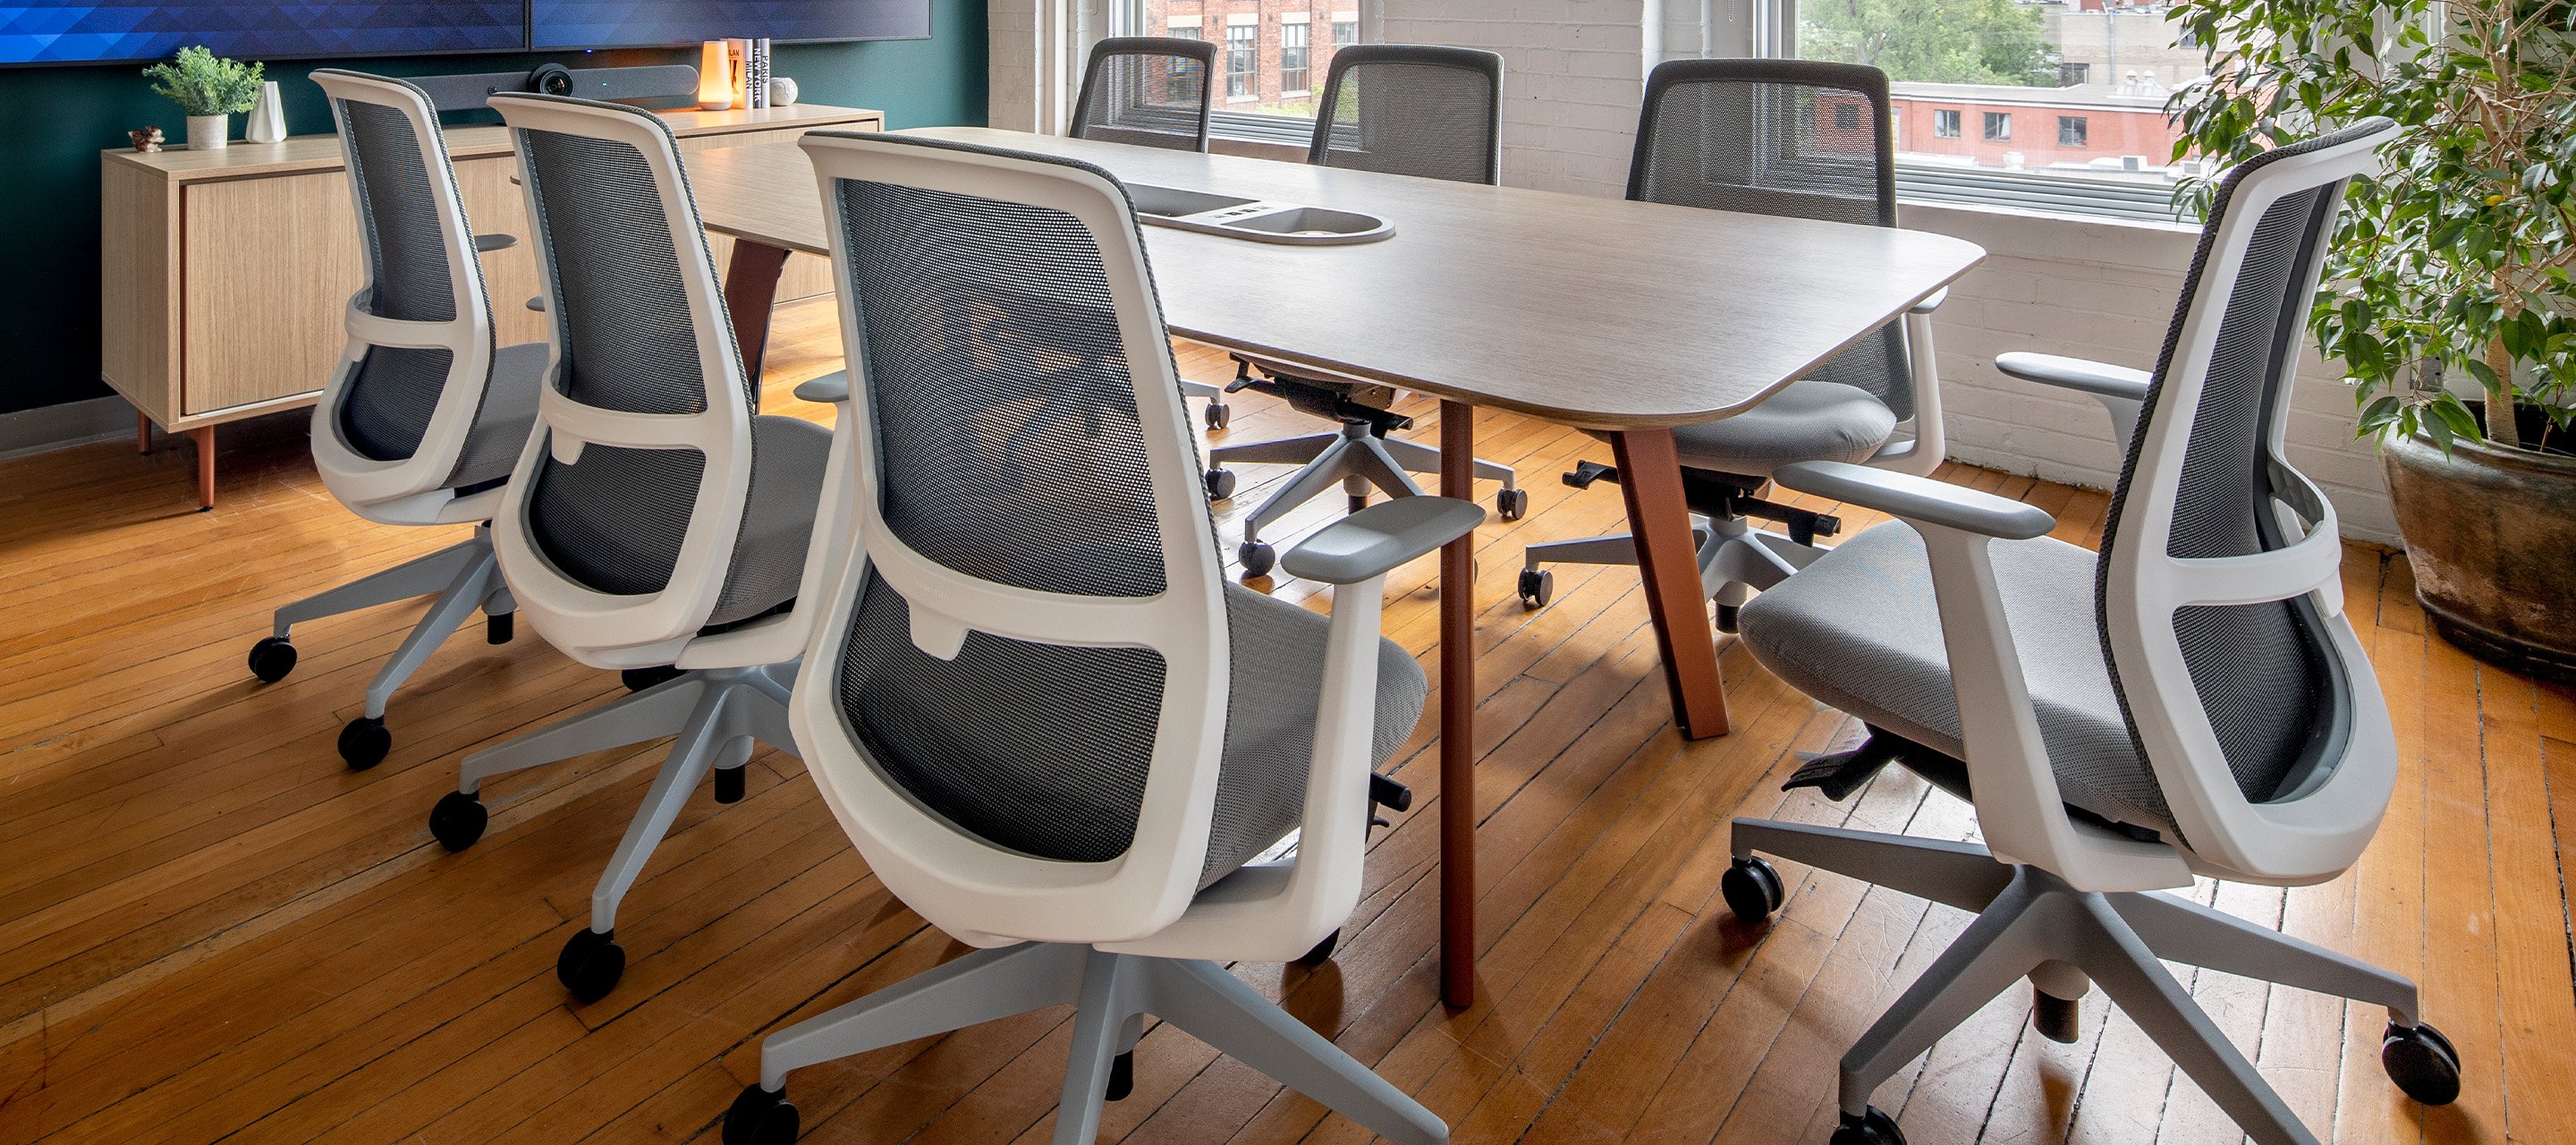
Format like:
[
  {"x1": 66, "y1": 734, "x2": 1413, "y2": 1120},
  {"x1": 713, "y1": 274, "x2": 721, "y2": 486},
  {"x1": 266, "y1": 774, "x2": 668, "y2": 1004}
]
[{"x1": 1799, "y1": 0, "x2": 2061, "y2": 87}]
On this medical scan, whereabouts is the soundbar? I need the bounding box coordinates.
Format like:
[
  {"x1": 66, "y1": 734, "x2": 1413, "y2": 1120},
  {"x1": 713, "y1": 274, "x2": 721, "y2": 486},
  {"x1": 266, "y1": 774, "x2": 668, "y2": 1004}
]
[{"x1": 408, "y1": 64, "x2": 700, "y2": 112}]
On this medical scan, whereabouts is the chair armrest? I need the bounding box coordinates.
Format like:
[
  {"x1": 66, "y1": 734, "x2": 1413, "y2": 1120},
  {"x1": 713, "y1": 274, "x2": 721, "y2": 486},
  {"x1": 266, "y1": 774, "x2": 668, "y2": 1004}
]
[
  {"x1": 475, "y1": 233, "x2": 517, "y2": 254},
  {"x1": 792, "y1": 372, "x2": 851, "y2": 404},
  {"x1": 525, "y1": 296, "x2": 546, "y2": 313},
  {"x1": 1910, "y1": 286, "x2": 1948, "y2": 314},
  {"x1": 1281, "y1": 496, "x2": 1484, "y2": 584},
  {"x1": 1995, "y1": 352, "x2": 2148, "y2": 403},
  {"x1": 1771, "y1": 461, "x2": 2055, "y2": 540}
]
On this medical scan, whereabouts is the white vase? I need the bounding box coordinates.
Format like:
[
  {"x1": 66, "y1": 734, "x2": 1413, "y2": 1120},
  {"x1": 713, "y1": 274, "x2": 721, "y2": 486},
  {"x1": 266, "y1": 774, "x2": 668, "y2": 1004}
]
[
  {"x1": 245, "y1": 81, "x2": 285, "y2": 144},
  {"x1": 187, "y1": 114, "x2": 229, "y2": 150},
  {"x1": 768, "y1": 76, "x2": 799, "y2": 106}
]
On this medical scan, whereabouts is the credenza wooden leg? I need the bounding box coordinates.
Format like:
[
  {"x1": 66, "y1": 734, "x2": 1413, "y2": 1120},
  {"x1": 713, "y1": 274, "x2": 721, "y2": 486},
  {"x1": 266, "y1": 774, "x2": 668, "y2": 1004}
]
[
  {"x1": 136, "y1": 411, "x2": 152, "y2": 454},
  {"x1": 1610, "y1": 428, "x2": 1731, "y2": 740},
  {"x1": 1437, "y1": 400, "x2": 1479, "y2": 1010},
  {"x1": 190, "y1": 426, "x2": 215, "y2": 512},
  {"x1": 722, "y1": 239, "x2": 792, "y2": 387}
]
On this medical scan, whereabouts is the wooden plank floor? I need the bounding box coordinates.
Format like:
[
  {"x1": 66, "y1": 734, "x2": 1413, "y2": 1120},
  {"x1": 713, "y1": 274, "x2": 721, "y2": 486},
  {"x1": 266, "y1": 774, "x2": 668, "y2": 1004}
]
[{"x1": 2, "y1": 298, "x2": 2570, "y2": 1144}]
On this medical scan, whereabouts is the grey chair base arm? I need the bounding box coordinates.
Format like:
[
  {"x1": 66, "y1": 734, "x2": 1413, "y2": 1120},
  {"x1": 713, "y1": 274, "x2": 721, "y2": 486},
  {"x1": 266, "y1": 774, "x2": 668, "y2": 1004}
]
[
  {"x1": 754, "y1": 943, "x2": 1446, "y2": 1145},
  {"x1": 1735, "y1": 818, "x2": 2425, "y2": 1145},
  {"x1": 1771, "y1": 461, "x2": 2056, "y2": 540},
  {"x1": 791, "y1": 371, "x2": 850, "y2": 404},
  {"x1": 271, "y1": 527, "x2": 506, "y2": 720},
  {"x1": 1523, "y1": 517, "x2": 1815, "y2": 600},
  {"x1": 1282, "y1": 496, "x2": 1486, "y2": 584},
  {"x1": 457, "y1": 661, "x2": 799, "y2": 932}
]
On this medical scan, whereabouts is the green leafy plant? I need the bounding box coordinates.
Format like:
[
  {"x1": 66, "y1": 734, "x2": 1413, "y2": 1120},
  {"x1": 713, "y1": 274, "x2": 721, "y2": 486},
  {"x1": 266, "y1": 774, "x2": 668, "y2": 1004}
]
[
  {"x1": 142, "y1": 46, "x2": 265, "y2": 117},
  {"x1": 2170, "y1": 0, "x2": 2575, "y2": 453}
]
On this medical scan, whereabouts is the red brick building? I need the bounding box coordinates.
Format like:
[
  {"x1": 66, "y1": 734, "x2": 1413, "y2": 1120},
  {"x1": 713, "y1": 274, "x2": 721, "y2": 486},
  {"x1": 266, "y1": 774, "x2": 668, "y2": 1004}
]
[{"x1": 1144, "y1": 1, "x2": 1362, "y2": 117}]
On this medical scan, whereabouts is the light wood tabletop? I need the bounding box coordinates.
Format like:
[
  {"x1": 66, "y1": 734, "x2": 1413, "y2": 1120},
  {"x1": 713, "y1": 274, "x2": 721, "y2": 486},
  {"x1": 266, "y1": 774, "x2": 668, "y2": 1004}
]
[
  {"x1": 687, "y1": 125, "x2": 1987, "y2": 1009},
  {"x1": 685, "y1": 126, "x2": 1986, "y2": 430}
]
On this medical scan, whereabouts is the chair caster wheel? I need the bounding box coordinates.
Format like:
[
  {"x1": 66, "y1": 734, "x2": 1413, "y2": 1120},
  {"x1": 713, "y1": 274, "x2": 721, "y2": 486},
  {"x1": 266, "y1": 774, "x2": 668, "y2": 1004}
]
[
  {"x1": 622, "y1": 665, "x2": 684, "y2": 693},
  {"x1": 1293, "y1": 928, "x2": 1341, "y2": 967},
  {"x1": 338, "y1": 717, "x2": 391, "y2": 771},
  {"x1": 2033, "y1": 988, "x2": 2080, "y2": 1043},
  {"x1": 1204, "y1": 468, "x2": 1237, "y2": 501},
  {"x1": 1105, "y1": 1050, "x2": 1136, "y2": 1100},
  {"x1": 248, "y1": 636, "x2": 298, "y2": 683},
  {"x1": 1517, "y1": 567, "x2": 1554, "y2": 608},
  {"x1": 486, "y1": 612, "x2": 514, "y2": 644},
  {"x1": 557, "y1": 928, "x2": 625, "y2": 1003},
  {"x1": 1239, "y1": 541, "x2": 1276, "y2": 577},
  {"x1": 1204, "y1": 402, "x2": 1232, "y2": 432},
  {"x1": 2382, "y1": 1020, "x2": 2461, "y2": 1106},
  {"x1": 715, "y1": 766, "x2": 747, "y2": 805},
  {"x1": 428, "y1": 792, "x2": 487, "y2": 852},
  {"x1": 1830, "y1": 1107, "x2": 1905, "y2": 1145},
  {"x1": 1721, "y1": 856, "x2": 1784, "y2": 922},
  {"x1": 1496, "y1": 488, "x2": 1528, "y2": 521},
  {"x1": 1715, "y1": 603, "x2": 1741, "y2": 634},
  {"x1": 724, "y1": 1083, "x2": 800, "y2": 1145}
]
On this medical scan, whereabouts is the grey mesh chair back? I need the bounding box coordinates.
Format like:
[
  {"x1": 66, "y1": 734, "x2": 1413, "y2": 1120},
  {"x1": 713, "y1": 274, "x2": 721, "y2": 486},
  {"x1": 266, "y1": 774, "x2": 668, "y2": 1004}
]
[
  {"x1": 310, "y1": 70, "x2": 500, "y2": 492},
  {"x1": 792, "y1": 131, "x2": 1243, "y2": 937},
  {"x1": 1069, "y1": 36, "x2": 1217, "y2": 152},
  {"x1": 1308, "y1": 44, "x2": 1504, "y2": 185},
  {"x1": 1632, "y1": 58, "x2": 1911, "y2": 419},
  {"x1": 2095, "y1": 119, "x2": 2399, "y2": 865},
  {"x1": 488, "y1": 92, "x2": 767, "y2": 656}
]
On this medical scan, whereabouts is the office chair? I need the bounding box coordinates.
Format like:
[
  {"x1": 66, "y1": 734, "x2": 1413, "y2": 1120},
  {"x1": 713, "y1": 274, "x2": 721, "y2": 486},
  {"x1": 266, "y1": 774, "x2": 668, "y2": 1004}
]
[
  {"x1": 719, "y1": 131, "x2": 1476, "y2": 1145},
  {"x1": 1205, "y1": 44, "x2": 1521, "y2": 576},
  {"x1": 242, "y1": 70, "x2": 547, "y2": 770},
  {"x1": 424, "y1": 92, "x2": 843, "y2": 1005},
  {"x1": 1718, "y1": 120, "x2": 2458, "y2": 1145},
  {"x1": 1066, "y1": 35, "x2": 1233, "y2": 429},
  {"x1": 1517, "y1": 60, "x2": 1947, "y2": 631}
]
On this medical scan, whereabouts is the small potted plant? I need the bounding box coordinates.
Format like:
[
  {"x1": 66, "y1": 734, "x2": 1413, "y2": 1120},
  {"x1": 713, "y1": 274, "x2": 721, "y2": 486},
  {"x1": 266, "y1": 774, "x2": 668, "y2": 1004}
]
[
  {"x1": 2174, "y1": 0, "x2": 2576, "y2": 679},
  {"x1": 143, "y1": 46, "x2": 265, "y2": 151}
]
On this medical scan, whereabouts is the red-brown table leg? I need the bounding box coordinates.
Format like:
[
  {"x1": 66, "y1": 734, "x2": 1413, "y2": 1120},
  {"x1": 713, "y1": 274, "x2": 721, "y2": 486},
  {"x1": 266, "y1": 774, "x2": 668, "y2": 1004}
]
[
  {"x1": 190, "y1": 426, "x2": 216, "y2": 512},
  {"x1": 136, "y1": 411, "x2": 152, "y2": 454},
  {"x1": 724, "y1": 240, "x2": 792, "y2": 386},
  {"x1": 1439, "y1": 400, "x2": 1478, "y2": 1009},
  {"x1": 1610, "y1": 428, "x2": 1731, "y2": 740}
]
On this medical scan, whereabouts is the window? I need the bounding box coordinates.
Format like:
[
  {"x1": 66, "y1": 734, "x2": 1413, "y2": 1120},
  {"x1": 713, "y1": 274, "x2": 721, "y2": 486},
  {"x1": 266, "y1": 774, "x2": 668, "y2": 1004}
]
[
  {"x1": 1777, "y1": 0, "x2": 2212, "y2": 221},
  {"x1": 1833, "y1": 103, "x2": 1860, "y2": 131},
  {"x1": 1280, "y1": 21, "x2": 1309, "y2": 95},
  {"x1": 1225, "y1": 22, "x2": 1256, "y2": 99},
  {"x1": 1334, "y1": 19, "x2": 1357, "y2": 45}
]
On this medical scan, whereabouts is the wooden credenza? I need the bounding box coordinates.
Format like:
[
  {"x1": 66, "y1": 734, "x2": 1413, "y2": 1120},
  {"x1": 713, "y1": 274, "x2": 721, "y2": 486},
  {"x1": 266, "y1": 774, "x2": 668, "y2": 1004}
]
[{"x1": 99, "y1": 103, "x2": 883, "y2": 508}]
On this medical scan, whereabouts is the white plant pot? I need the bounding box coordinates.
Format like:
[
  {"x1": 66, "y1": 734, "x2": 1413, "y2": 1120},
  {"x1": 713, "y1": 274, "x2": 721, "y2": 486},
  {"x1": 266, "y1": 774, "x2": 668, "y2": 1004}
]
[{"x1": 187, "y1": 114, "x2": 230, "y2": 150}]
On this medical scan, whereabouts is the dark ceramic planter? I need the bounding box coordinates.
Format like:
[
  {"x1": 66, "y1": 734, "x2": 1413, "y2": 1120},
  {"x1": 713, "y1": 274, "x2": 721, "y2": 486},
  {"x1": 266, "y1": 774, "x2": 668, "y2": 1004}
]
[{"x1": 2382, "y1": 421, "x2": 2576, "y2": 682}]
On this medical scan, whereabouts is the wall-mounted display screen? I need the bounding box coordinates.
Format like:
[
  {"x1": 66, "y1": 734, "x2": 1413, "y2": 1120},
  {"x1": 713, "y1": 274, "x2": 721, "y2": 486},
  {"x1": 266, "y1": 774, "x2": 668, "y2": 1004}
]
[
  {"x1": 0, "y1": 0, "x2": 930, "y2": 66},
  {"x1": 532, "y1": 0, "x2": 930, "y2": 50},
  {"x1": 0, "y1": 1, "x2": 524, "y2": 64}
]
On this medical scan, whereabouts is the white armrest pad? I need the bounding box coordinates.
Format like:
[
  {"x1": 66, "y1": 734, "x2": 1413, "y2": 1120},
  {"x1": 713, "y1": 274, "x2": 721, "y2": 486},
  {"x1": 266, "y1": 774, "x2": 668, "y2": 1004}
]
[
  {"x1": 1281, "y1": 496, "x2": 1484, "y2": 584},
  {"x1": 1772, "y1": 461, "x2": 2056, "y2": 540},
  {"x1": 1996, "y1": 352, "x2": 2151, "y2": 402},
  {"x1": 792, "y1": 372, "x2": 851, "y2": 403}
]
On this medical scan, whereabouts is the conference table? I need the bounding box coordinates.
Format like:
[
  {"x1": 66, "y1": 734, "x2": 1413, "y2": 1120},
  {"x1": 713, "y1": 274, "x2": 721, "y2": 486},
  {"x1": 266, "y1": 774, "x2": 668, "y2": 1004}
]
[{"x1": 687, "y1": 126, "x2": 1986, "y2": 1008}]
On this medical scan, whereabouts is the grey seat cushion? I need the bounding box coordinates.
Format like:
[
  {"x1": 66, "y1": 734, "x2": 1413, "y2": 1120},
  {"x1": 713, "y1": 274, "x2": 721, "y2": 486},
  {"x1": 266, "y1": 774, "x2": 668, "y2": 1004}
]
[
  {"x1": 1204, "y1": 581, "x2": 1428, "y2": 882},
  {"x1": 708, "y1": 415, "x2": 833, "y2": 627},
  {"x1": 1737, "y1": 522, "x2": 2174, "y2": 835},
  {"x1": 1662, "y1": 380, "x2": 1897, "y2": 477},
  {"x1": 446, "y1": 342, "x2": 548, "y2": 488}
]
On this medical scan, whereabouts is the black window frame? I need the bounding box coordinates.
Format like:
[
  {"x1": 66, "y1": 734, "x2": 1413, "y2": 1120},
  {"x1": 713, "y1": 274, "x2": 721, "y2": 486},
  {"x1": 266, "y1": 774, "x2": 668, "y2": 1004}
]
[
  {"x1": 1933, "y1": 108, "x2": 1961, "y2": 139},
  {"x1": 2058, "y1": 114, "x2": 2089, "y2": 148},
  {"x1": 1224, "y1": 22, "x2": 1257, "y2": 99},
  {"x1": 1279, "y1": 20, "x2": 1310, "y2": 95},
  {"x1": 1983, "y1": 111, "x2": 2012, "y2": 141}
]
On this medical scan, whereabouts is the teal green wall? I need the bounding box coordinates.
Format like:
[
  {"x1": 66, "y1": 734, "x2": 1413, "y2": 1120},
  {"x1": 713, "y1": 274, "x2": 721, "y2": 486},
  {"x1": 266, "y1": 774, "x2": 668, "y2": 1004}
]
[{"x1": 0, "y1": 0, "x2": 987, "y2": 417}]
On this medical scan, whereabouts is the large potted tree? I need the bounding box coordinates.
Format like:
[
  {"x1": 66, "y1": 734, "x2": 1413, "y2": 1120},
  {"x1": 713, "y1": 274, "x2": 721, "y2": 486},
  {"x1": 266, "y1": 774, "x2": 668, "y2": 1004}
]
[{"x1": 2174, "y1": 0, "x2": 2576, "y2": 679}]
